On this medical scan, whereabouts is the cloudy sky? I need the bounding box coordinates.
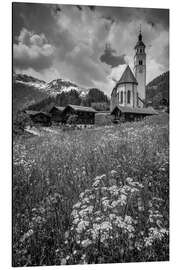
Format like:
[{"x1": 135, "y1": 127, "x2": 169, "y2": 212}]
[{"x1": 13, "y1": 3, "x2": 169, "y2": 95}]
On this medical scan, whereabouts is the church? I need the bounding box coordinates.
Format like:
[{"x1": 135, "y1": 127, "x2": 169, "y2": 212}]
[{"x1": 110, "y1": 30, "x2": 157, "y2": 121}]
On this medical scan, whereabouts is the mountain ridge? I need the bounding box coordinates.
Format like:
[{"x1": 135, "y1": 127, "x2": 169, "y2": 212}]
[{"x1": 13, "y1": 72, "x2": 109, "y2": 115}]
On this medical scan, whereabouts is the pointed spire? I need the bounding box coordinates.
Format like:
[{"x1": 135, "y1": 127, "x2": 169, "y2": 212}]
[
  {"x1": 135, "y1": 26, "x2": 145, "y2": 49},
  {"x1": 138, "y1": 24, "x2": 142, "y2": 41}
]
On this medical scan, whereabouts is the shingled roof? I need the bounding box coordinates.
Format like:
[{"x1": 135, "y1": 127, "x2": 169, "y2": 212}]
[
  {"x1": 66, "y1": 104, "x2": 97, "y2": 113},
  {"x1": 24, "y1": 110, "x2": 51, "y2": 117},
  {"x1": 111, "y1": 105, "x2": 158, "y2": 115},
  {"x1": 50, "y1": 106, "x2": 65, "y2": 112},
  {"x1": 118, "y1": 65, "x2": 138, "y2": 85}
]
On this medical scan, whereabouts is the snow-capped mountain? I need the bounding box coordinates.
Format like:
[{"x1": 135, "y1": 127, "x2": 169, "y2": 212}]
[
  {"x1": 13, "y1": 72, "x2": 109, "y2": 116},
  {"x1": 13, "y1": 73, "x2": 89, "y2": 97},
  {"x1": 46, "y1": 78, "x2": 89, "y2": 97},
  {"x1": 13, "y1": 73, "x2": 47, "y2": 91},
  {"x1": 13, "y1": 73, "x2": 89, "y2": 115}
]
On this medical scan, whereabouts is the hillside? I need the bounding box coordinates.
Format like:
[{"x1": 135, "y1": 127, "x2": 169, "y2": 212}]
[
  {"x1": 13, "y1": 73, "x2": 49, "y2": 117},
  {"x1": 146, "y1": 71, "x2": 169, "y2": 108},
  {"x1": 13, "y1": 73, "x2": 109, "y2": 116}
]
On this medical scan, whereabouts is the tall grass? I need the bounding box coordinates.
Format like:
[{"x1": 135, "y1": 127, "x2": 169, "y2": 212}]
[{"x1": 12, "y1": 114, "x2": 169, "y2": 266}]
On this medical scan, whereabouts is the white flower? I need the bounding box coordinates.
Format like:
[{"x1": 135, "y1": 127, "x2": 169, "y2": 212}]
[
  {"x1": 110, "y1": 170, "x2": 118, "y2": 177},
  {"x1": 76, "y1": 220, "x2": 89, "y2": 233},
  {"x1": 61, "y1": 258, "x2": 67, "y2": 265},
  {"x1": 73, "y1": 202, "x2": 81, "y2": 209},
  {"x1": 81, "y1": 239, "x2": 92, "y2": 248}
]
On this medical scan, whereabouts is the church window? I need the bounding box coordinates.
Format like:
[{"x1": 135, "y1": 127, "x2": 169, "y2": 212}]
[
  {"x1": 137, "y1": 93, "x2": 139, "y2": 106},
  {"x1": 117, "y1": 92, "x2": 119, "y2": 102},
  {"x1": 127, "y1": 90, "x2": 131, "y2": 104},
  {"x1": 120, "y1": 91, "x2": 123, "y2": 104},
  {"x1": 139, "y1": 60, "x2": 143, "y2": 65}
]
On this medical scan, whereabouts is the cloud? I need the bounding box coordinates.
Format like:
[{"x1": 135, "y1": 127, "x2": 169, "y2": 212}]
[
  {"x1": 13, "y1": 28, "x2": 55, "y2": 71},
  {"x1": 97, "y1": 6, "x2": 169, "y2": 29},
  {"x1": 100, "y1": 44, "x2": 126, "y2": 67},
  {"x1": 12, "y1": 3, "x2": 169, "y2": 95}
]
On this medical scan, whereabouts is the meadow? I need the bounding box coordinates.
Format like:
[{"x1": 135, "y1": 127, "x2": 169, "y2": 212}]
[{"x1": 12, "y1": 113, "x2": 169, "y2": 266}]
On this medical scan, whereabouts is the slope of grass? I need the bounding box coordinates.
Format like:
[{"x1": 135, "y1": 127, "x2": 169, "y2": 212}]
[{"x1": 12, "y1": 113, "x2": 169, "y2": 266}]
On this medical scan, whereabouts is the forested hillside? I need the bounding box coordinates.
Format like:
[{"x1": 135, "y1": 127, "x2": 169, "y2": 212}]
[{"x1": 146, "y1": 71, "x2": 169, "y2": 108}]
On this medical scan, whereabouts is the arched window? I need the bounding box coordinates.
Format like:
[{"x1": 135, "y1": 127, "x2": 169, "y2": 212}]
[
  {"x1": 139, "y1": 60, "x2": 143, "y2": 65},
  {"x1": 120, "y1": 91, "x2": 123, "y2": 104},
  {"x1": 127, "y1": 90, "x2": 131, "y2": 104},
  {"x1": 117, "y1": 92, "x2": 119, "y2": 102}
]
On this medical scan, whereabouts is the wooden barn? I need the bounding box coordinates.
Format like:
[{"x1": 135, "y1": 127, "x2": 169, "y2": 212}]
[
  {"x1": 24, "y1": 110, "x2": 51, "y2": 126},
  {"x1": 111, "y1": 105, "x2": 158, "y2": 122},
  {"x1": 49, "y1": 106, "x2": 65, "y2": 123},
  {"x1": 62, "y1": 104, "x2": 97, "y2": 124}
]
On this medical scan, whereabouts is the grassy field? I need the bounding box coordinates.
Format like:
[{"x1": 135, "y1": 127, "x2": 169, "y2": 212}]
[{"x1": 12, "y1": 113, "x2": 169, "y2": 266}]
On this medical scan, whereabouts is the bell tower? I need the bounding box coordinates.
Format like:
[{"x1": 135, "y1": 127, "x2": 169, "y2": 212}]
[{"x1": 134, "y1": 28, "x2": 146, "y2": 107}]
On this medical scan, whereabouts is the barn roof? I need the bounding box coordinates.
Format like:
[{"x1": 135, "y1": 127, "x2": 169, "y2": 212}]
[
  {"x1": 111, "y1": 105, "x2": 158, "y2": 115},
  {"x1": 24, "y1": 110, "x2": 51, "y2": 117},
  {"x1": 50, "y1": 106, "x2": 65, "y2": 112},
  {"x1": 118, "y1": 65, "x2": 138, "y2": 85},
  {"x1": 66, "y1": 104, "x2": 97, "y2": 113}
]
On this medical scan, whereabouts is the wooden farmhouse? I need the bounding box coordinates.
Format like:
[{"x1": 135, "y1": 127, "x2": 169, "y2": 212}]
[
  {"x1": 24, "y1": 110, "x2": 51, "y2": 126},
  {"x1": 111, "y1": 105, "x2": 158, "y2": 122},
  {"x1": 62, "y1": 104, "x2": 97, "y2": 124},
  {"x1": 49, "y1": 106, "x2": 65, "y2": 123}
]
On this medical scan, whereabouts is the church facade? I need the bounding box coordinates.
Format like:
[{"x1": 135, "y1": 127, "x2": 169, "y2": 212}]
[
  {"x1": 110, "y1": 31, "x2": 146, "y2": 111},
  {"x1": 110, "y1": 31, "x2": 158, "y2": 121}
]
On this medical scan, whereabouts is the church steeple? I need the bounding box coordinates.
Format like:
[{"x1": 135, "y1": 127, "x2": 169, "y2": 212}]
[
  {"x1": 134, "y1": 28, "x2": 146, "y2": 106},
  {"x1": 138, "y1": 24, "x2": 142, "y2": 41},
  {"x1": 135, "y1": 27, "x2": 145, "y2": 51}
]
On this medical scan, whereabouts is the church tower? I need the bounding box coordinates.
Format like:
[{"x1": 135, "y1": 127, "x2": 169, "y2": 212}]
[{"x1": 134, "y1": 29, "x2": 146, "y2": 107}]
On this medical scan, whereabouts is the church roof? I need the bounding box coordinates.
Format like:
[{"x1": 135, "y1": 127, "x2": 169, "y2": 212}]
[{"x1": 118, "y1": 65, "x2": 138, "y2": 85}]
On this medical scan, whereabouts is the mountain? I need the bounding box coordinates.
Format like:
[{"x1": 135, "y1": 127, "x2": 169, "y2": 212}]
[
  {"x1": 13, "y1": 73, "x2": 109, "y2": 116},
  {"x1": 13, "y1": 73, "x2": 49, "y2": 117},
  {"x1": 46, "y1": 79, "x2": 89, "y2": 97},
  {"x1": 146, "y1": 71, "x2": 169, "y2": 108}
]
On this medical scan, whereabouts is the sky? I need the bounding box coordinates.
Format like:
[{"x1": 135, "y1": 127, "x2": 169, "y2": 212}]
[{"x1": 13, "y1": 3, "x2": 169, "y2": 96}]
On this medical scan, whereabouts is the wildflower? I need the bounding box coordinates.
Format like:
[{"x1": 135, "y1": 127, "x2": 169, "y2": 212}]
[
  {"x1": 61, "y1": 258, "x2": 67, "y2": 265},
  {"x1": 65, "y1": 231, "x2": 69, "y2": 239},
  {"x1": 66, "y1": 255, "x2": 70, "y2": 260},
  {"x1": 81, "y1": 239, "x2": 92, "y2": 248},
  {"x1": 81, "y1": 254, "x2": 86, "y2": 260},
  {"x1": 76, "y1": 220, "x2": 89, "y2": 233},
  {"x1": 20, "y1": 229, "x2": 34, "y2": 243},
  {"x1": 110, "y1": 170, "x2": 118, "y2": 177},
  {"x1": 73, "y1": 202, "x2": 81, "y2": 209}
]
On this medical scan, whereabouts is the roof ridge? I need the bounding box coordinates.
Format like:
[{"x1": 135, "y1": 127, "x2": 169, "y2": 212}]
[{"x1": 118, "y1": 65, "x2": 138, "y2": 85}]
